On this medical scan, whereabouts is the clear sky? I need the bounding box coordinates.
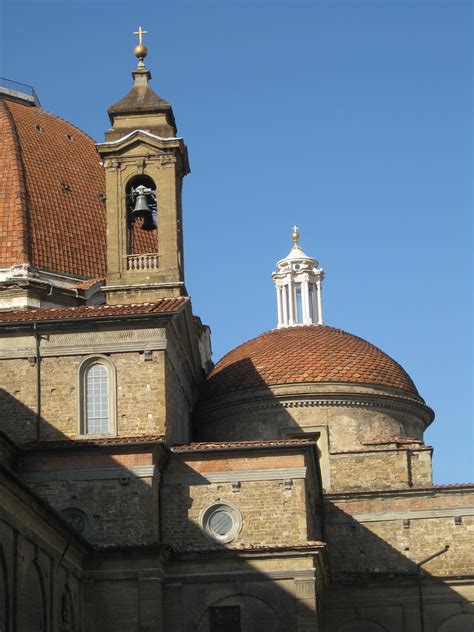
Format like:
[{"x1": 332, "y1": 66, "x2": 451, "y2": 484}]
[{"x1": 1, "y1": 0, "x2": 472, "y2": 484}]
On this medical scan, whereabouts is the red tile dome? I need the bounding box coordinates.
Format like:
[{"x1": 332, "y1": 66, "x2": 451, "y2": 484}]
[
  {"x1": 0, "y1": 99, "x2": 107, "y2": 277},
  {"x1": 202, "y1": 325, "x2": 419, "y2": 400}
]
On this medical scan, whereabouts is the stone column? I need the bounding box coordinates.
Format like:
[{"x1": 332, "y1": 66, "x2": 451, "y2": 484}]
[
  {"x1": 282, "y1": 285, "x2": 289, "y2": 326},
  {"x1": 302, "y1": 275, "x2": 311, "y2": 324},
  {"x1": 295, "y1": 578, "x2": 319, "y2": 631},
  {"x1": 138, "y1": 578, "x2": 164, "y2": 632},
  {"x1": 316, "y1": 280, "x2": 323, "y2": 325},
  {"x1": 276, "y1": 285, "x2": 283, "y2": 328}
]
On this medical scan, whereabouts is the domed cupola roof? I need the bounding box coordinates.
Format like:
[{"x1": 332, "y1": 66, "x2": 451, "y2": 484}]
[
  {"x1": 201, "y1": 325, "x2": 420, "y2": 401},
  {"x1": 0, "y1": 93, "x2": 106, "y2": 278},
  {"x1": 195, "y1": 229, "x2": 432, "y2": 447}
]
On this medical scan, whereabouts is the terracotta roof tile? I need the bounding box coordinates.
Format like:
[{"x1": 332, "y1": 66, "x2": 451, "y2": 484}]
[
  {"x1": 202, "y1": 325, "x2": 419, "y2": 400},
  {"x1": 0, "y1": 100, "x2": 106, "y2": 277},
  {"x1": 20, "y1": 434, "x2": 165, "y2": 450},
  {"x1": 174, "y1": 542, "x2": 326, "y2": 554},
  {"x1": 170, "y1": 437, "x2": 318, "y2": 453},
  {"x1": 0, "y1": 298, "x2": 188, "y2": 324},
  {"x1": 76, "y1": 277, "x2": 105, "y2": 291}
]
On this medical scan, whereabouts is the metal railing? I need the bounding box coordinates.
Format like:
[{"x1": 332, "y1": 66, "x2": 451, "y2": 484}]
[{"x1": 0, "y1": 77, "x2": 41, "y2": 107}]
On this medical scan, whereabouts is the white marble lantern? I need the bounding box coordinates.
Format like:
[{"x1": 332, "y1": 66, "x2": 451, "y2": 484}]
[{"x1": 272, "y1": 226, "x2": 324, "y2": 328}]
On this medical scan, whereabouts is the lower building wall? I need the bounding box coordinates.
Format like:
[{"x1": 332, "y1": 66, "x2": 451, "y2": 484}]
[
  {"x1": 322, "y1": 578, "x2": 474, "y2": 632},
  {"x1": 19, "y1": 449, "x2": 160, "y2": 546},
  {"x1": 324, "y1": 487, "x2": 474, "y2": 576},
  {"x1": 0, "y1": 467, "x2": 85, "y2": 632}
]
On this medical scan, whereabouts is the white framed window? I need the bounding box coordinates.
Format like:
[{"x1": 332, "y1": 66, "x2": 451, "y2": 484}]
[
  {"x1": 78, "y1": 356, "x2": 116, "y2": 435},
  {"x1": 200, "y1": 501, "x2": 242, "y2": 544}
]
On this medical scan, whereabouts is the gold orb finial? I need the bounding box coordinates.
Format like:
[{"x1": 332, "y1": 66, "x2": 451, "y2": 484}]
[
  {"x1": 292, "y1": 224, "x2": 300, "y2": 248},
  {"x1": 133, "y1": 26, "x2": 148, "y2": 67}
]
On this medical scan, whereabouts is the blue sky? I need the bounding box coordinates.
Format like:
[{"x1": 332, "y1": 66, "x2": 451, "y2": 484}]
[{"x1": 1, "y1": 0, "x2": 472, "y2": 484}]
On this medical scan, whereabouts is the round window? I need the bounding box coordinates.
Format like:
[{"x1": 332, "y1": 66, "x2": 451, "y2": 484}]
[
  {"x1": 208, "y1": 509, "x2": 234, "y2": 536},
  {"x1": 201, "y1": 502, "x2": 242, "y2": 543},
  {"x1": 61, "y1": 507, "x2": 90, "y2": 535}
]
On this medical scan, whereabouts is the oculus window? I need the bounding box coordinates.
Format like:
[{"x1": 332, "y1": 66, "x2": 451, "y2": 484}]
[
  {"x1": 201, "y1": 502, "x2": 242, "y2": 544},
  {"x1": 60, "y1": 507, "x2": 91, "y2": 535}
]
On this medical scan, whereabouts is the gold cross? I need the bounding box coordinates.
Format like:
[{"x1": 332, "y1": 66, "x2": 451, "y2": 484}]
[
  {"x1": 134, "y1": 26, "x2": 148, "y2": 46},
  {"x1": 292, "y1": 225, "x2": 299, "y2": 234}
]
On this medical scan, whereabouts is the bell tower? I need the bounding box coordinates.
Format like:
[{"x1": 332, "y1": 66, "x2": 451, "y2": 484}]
[{"x1": 97, "y1": 28, "x2": 189, "y2": 304}]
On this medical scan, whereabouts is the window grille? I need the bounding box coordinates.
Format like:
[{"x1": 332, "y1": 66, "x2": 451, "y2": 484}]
[{"x1": 84, "y1": 362, "x2": 109, "y2": 434}]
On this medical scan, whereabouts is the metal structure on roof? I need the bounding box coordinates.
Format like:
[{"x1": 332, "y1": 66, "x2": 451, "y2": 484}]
[{"x1": 0, "y1": 77, "x2": 41, "y2": 107}]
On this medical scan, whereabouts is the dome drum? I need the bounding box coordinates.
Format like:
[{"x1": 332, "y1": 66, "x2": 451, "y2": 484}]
[{"x1": 194, "y1": 382, "x2": 432, "y2": 446}]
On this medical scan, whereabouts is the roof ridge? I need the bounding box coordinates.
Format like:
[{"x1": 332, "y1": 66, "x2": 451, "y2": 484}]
[{"x1": 0, "y1": 99, "x2": 30, "y2": 265}]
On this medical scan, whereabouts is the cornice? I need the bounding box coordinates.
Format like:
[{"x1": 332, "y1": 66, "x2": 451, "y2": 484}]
[{"x1": 196, "y1": 390, "x2": 433, "y2": 426}]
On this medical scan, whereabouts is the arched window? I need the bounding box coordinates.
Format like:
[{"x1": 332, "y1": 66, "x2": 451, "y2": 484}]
[{"x1": 79, "y1": 357, "x2": 116, "y2": 435}]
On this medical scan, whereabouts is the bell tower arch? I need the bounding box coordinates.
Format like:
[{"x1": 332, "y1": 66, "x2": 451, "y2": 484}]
[{"x1": 97, "y1": 33, "x2": 189, "y2": 304}]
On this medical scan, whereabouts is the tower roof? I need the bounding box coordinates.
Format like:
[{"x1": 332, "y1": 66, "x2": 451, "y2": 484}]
[
  {"x1": 107, "y1": 68, "x2": 176, "y2": 132},
  {"x1": 0, "y1": 98, "x2": 106, "y2": 278}
]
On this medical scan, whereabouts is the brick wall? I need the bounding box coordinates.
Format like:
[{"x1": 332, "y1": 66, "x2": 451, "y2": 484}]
[
  {"x1": 161, "y1": 451, "x2": 314, "y2": 550},
  {"x1": 165, "y1": 355, "x2": 191, "y2": 443},
  {"x1": 28, "y1": 474, "x2": 157, "y2": 545},
  {"x1": 325, "y1": 487, "x2": 474, "y2": 576},
  {"x1": 19, "y1": 448, "x2": 159, "y2": 546},
  {"x1": 0, "y1": 358, "x2": 37, "y2": 441},
  {"x1": 0, "y1": 351, "x2": 168, "y2": 442},
  {"x1": 330, "y1": 448, "x2": 432, "y2": 491}
]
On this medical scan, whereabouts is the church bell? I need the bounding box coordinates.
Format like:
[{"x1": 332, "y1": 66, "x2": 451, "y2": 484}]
[{"x1": 130, "y1": 185, "x2": 157, "y2": 231}]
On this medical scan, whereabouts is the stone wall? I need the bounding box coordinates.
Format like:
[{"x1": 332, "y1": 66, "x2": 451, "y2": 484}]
[
  {"x1": 19, "y1": 447, "x2": 160, "y2": 546},
  {"x1": 165, "y1": 354, "x2": 191, "y2": 444},
  {"x1": 0, "y1": 357, "x2": 38, "y2": 442},
  {"x1": 161, "y1": 448, "x2": 319, "y2": 550},
  {"x1": 194, "y1": 383, "x2": 432, "y2": 451},
  {"x1": 329, "y1": 446, "x2": 432, "y2": 492},
  {"x1": 0, "y1": 464, "x2": 86, "y2": 632},
  {"x1": 325, "y1": 486, "x2": 474, "y2": 576},
  {"x1": 323, "y1": 578, "x2": 474, "y2": 632},
  {"x1": 0, "y1": 310, "x2": 205, "y2": 445}
]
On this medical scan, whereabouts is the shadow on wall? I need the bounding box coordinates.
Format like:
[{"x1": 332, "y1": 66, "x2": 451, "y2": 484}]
[
  {"x1": 0, "y1": 384, "x2": 473, "y2": 632},
  {"x1": 0, "y1": 387, "x2": 320, "y2": 632}
]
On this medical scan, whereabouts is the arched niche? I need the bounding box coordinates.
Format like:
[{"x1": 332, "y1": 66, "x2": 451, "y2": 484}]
[
  {"x1": 125, "y1": 174, "x2": 158, "y2": 255},
  {"x1": 337, "y1": 620, "x2": 386, "y2": 632},
  {"x1": 438, "y1": 613, "x2": 474, "y2": 632},
  {"x1": 60, "y1": 585, "x2": 76, "y2": 631},
  {"x1": 17, "y1": 561, "x2": 47, "y2": 632}
]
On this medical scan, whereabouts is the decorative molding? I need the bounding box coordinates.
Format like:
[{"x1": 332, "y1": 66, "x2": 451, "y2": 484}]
[
  {"x1": 197, "y1": 394, "x2": 430, "y2": 424},
  {"x1": 139, "y1": 578, "x2": 163, "y2": 599},
  {"x1": 85, "y1": 568, "x2": 166, "y2": 581},
  {"x1": 326, "y1": 507, "x2": 474, "y2": 525},
  {"x1": 23, "y1": 465, "x2": 157, "y2": 483},
  {"x1": 294, "y1": 578, "x2": 316, "y2": 598},
  {"x1": 0, "y1": 330, "x2": 168, "y2": 359},
  {"x1": 97, "y1": 129, "x2": 183, "y2": 147},
  {"x1": 163, "y1": 467, "x2": 307, "y2": 485},
  {"x1": 167, "y1": 567, "x2": 317, "y2": 584}
]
